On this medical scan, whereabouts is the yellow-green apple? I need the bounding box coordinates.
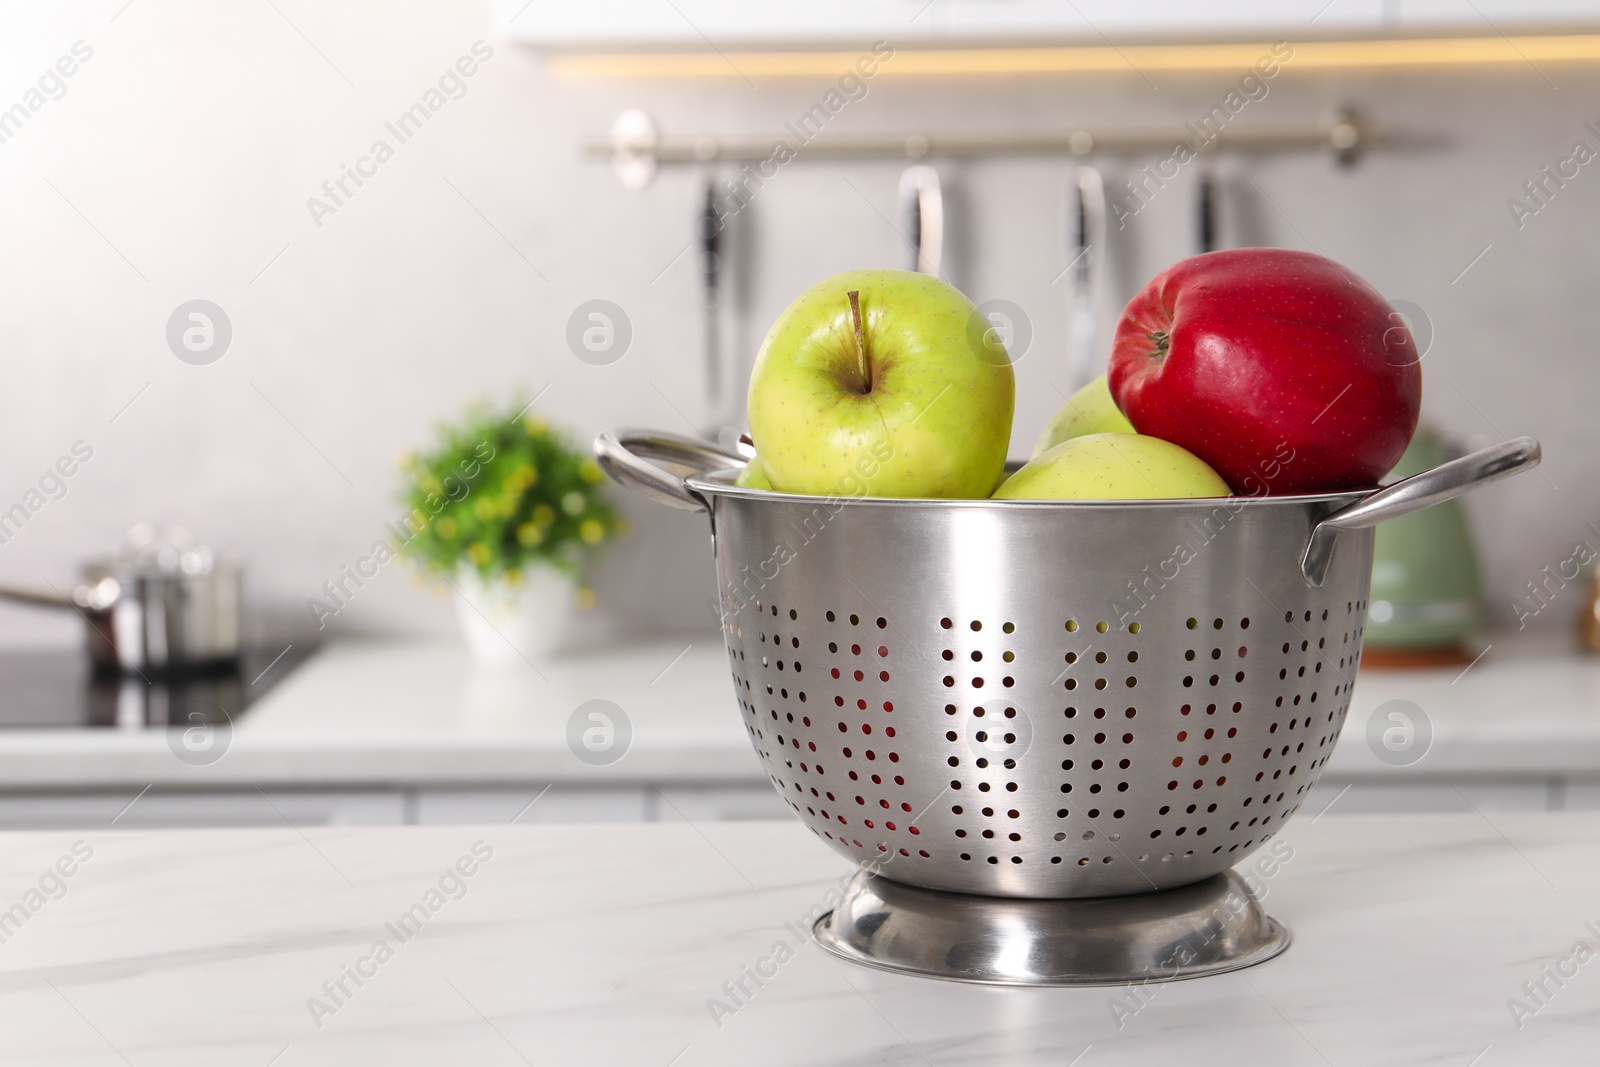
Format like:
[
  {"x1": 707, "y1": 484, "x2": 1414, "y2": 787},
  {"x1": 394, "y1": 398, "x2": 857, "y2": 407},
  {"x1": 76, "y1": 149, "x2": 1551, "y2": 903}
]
[
  {"x1": 734, "y1": 457, "x2": 772, "y2": 490},
  {"x1": 993, "y1": 433, "x2": 1230, "y2": 500},
  {"x1": 1109, "y1": 249, "x2": 1421, "y2": 495},
  {"x1": 1032, "y1": 375, "x2": 1135, "y2": 458},
  {"x1": 748, "y1": 269, "x2": 1014, "y2": 498}
]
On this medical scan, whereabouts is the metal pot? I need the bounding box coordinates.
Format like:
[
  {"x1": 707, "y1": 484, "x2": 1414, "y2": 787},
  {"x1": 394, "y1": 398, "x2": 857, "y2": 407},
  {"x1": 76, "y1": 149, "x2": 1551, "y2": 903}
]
[{"x1": 0, "y1": 523, "x2": 241, "y2": 674}]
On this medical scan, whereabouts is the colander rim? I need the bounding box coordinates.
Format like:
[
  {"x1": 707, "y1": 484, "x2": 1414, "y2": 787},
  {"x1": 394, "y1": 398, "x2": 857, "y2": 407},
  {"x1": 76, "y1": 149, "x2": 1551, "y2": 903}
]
[{"x1": 686, "y1": 468, "x2": 1377, "y2": 510}]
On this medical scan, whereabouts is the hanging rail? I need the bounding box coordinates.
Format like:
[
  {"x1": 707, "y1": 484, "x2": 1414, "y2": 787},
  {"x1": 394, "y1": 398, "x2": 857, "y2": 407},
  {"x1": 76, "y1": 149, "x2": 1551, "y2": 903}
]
[{"x1": 588, "y1": 109, "x2": 1416, "y2": 188}]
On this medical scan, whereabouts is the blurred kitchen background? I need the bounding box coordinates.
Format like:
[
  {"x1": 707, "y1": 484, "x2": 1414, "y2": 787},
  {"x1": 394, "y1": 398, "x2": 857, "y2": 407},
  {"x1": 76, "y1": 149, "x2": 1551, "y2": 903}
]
[{"x1": 0, "y1": 0, "x2": 1598, "y2": 827}]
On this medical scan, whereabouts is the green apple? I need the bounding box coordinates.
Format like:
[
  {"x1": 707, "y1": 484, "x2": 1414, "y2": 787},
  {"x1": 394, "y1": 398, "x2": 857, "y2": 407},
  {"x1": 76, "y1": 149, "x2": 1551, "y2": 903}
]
[
  {"x1": 734, "y1": 457, "x2": 772, "y2": 490},
  {"x1": 748, "y1": 269, "x2": 1014, "y2": 498},
  {"x1": 994, "y1": 432, "x2": 1230, "y2": 500},
  {"x1": 1032, "y1": 375, "x2": 1135, "y2": 458}
]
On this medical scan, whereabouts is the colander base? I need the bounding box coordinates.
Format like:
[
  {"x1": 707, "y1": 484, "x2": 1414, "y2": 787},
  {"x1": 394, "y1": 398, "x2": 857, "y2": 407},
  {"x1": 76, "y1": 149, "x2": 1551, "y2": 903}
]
[{"x1": 814, "y1": 868, "x2": 1288, "y2": 987}]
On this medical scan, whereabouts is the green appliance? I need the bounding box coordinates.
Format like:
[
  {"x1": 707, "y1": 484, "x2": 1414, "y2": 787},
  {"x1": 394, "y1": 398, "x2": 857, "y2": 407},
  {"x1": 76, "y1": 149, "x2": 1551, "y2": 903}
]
[{"x1": 1364, "y1": 425, "x2": 1482, "y2": 660}]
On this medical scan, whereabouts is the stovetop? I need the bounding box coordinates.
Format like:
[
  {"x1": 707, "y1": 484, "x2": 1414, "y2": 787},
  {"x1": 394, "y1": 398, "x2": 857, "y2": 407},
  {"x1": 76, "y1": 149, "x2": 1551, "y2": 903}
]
[{"x1": 0, "y1": 645, "x2": 318, "y2": 728}]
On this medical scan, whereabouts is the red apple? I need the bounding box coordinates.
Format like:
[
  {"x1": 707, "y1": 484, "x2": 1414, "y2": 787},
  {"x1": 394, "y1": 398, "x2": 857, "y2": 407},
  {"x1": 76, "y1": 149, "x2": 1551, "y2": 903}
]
[{"x1": 1108, "y1": 248, "x2": 1421, "y2": 495}]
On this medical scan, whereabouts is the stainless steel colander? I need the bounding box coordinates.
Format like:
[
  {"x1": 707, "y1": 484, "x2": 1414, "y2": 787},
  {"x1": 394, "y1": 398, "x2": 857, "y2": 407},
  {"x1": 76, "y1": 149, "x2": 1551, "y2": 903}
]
[{"x1": 598, "y1": 430, "x2": 1539, "y2": 900}]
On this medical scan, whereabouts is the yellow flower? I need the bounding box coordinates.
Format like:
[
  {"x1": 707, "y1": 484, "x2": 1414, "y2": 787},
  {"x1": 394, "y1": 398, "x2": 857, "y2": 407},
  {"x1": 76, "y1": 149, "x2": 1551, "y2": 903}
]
[
  {"x1": 579, "y1": 459, "x2": 603, "y2": 484},
  {"x1": 517, "y1": 522, "x2": 544, "y2": 546},
  {"x1": 561, "y1": 491, "x2": 586, "y2": 516},
  {"x1": 474, "y1": 498, "x2": 499, "y2": 521},
  {"x1": 533, "y1": 504, "x2": 556, "y2": 526},
  {"x1": 579, "y1": 519, "x2": 605, "y2": 544},
  {"x1": 574, "y1": 586, "x2": 596, "y2": 610},
  {"x1": 510, "y1": 464, "x2": 537, "y2": 489},
  {"x1": 435, "y1": 517, "x2": 458, "y2": 540},
  {"x1": 505, "y1": 569, "x2": 523, "y2": 588},
  {"x1": 523, "y1": 415, "x2": 547, "y2": 436},
  {"x1": 467, "y1": 542, "x2": 490, "y2": 565}
]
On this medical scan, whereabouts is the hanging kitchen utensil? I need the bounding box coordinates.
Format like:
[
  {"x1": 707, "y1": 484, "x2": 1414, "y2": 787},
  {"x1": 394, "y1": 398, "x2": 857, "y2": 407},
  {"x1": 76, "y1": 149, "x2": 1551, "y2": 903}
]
[
  {"x1": 0, "y1": 523, "x2": 241, "y2": 674},
  {"x1": 723, "y1": 188, "x2": 748, "y2": 442},
  {"x1": 702, "y1": 177, "x2": 748, "y2": 450},
  {"x1": 897, "y1": 165, "x2": 943, "y2": 275},
  {"x1": 1065, "y1": 166, "x2": 1105, "y2": 392},
  {"x1": 1197, "y1": 171, "x2": 1219, "y2": 253},
  {"x1": 596, "y1": 427, "x2": 1540, "y2": 984},
  {"x1": 698, "y1": 179, "x2": 722, "y2": 406}
]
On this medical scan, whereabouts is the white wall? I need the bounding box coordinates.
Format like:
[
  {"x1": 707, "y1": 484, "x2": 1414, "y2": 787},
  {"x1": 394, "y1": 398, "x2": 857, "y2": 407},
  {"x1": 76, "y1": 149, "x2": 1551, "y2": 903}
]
[{"x1": 0, "y1": 1, "x2": 1593, "y2": 649}]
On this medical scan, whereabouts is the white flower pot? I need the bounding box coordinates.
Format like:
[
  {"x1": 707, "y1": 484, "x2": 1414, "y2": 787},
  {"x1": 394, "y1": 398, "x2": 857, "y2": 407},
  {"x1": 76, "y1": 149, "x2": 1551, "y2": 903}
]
[{"x1": 452, "y1": 567, "x2": 572, "y2": 665}]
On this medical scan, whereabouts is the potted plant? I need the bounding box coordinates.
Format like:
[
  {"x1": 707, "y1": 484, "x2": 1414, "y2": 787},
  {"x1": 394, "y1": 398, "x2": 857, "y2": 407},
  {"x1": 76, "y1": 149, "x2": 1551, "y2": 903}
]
[{"x1": 398, "y1": 400, "x2": 622, "y2": 663}]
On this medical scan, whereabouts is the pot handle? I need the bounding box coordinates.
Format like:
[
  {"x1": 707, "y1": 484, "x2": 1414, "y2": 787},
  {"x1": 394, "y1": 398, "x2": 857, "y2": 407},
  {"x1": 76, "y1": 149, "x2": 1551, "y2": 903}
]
[
  {"x1": 1300, "y1": 435, "x2": 1541, "y2": 587},
  {"x1": 0, "y1": 579, "x2": 119, "y2": 611},
  {"x1": 0, "y1": 586, "x2": 74, "y2": 610},
  {"x1": 594, "y1": 428, "x2": 746, "y2": 513}
]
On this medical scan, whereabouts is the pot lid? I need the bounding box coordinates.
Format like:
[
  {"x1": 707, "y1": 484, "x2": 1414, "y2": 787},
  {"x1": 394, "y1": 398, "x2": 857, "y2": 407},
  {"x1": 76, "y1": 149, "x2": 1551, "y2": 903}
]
[{"x1": 86, "y1": 523, "x2": 236, "y2": 577}]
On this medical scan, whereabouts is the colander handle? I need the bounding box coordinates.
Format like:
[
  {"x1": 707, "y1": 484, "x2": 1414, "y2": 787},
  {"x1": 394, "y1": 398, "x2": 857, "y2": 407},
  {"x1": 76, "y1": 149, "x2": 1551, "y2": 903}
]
[
  {"x1": 593, "y1": 428, "x2": 745, "y2": 512},
  {"x1": 1300, "y1": 435, "x2": 1541, "y2": 586}
]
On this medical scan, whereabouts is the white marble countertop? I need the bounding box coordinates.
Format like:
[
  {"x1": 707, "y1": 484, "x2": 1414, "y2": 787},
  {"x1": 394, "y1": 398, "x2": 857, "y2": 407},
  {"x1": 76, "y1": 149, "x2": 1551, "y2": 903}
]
[
  {"x1": 2, "y1": 814, "x2": 1596, "y2": 1065},
  {"x1": 0, "y1": 631, "x2": 1596, "y2": 790}
]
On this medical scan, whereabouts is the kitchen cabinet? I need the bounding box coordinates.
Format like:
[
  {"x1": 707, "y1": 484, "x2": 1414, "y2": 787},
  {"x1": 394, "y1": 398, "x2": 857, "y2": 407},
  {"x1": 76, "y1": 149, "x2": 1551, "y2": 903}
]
[
  {"x1": 0, "y1": 785, "x2": 796, "y2": 829},
  {"x1": 0, "y1": 777, "x2": 1596, "y2": 830},
  {"x1": 413, "y1": 785, "x2": 791, "y2": 823},
  {"x1": 0, "y1": 789, "x2": 406, "y2": 830},
  {"x1": 646, "y1": 784, "x2": 793, "y2": 822},
  {"x1": 495, "y1": 0, "x2": 1381, "y2": 48},
  {"x1": 495, "y1": 0, "x2": 1600, "y2": 48},
  {"x1": 1398, "y1": 0, "x2": 1600, "y2": 26},
  {"x1": 413, "y1": 786, "x2": 650, "y2": 823},
  {"x1": 1310, "y1": 776, "x2": 1558, "y2": 814},
  {"x1": 1562, "y1": 779, "x2": 1600, "y2": 809}
]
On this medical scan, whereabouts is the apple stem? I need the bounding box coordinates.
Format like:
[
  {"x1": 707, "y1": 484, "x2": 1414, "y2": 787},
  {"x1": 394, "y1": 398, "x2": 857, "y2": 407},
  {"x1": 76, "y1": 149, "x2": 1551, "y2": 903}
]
[{"x1": 848, "y1": 289, "x2": 871, "y2": 393}]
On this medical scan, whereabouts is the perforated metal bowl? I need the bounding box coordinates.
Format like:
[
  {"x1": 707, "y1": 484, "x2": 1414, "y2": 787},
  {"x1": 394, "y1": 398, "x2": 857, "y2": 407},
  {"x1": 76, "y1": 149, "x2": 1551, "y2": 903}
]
[{"x1": 598, "y1": 430, "x2": 1538, "y2": 899}]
